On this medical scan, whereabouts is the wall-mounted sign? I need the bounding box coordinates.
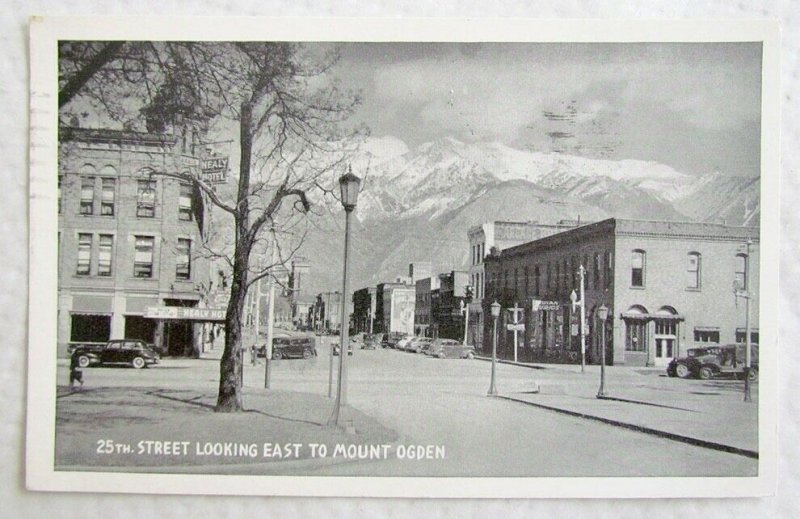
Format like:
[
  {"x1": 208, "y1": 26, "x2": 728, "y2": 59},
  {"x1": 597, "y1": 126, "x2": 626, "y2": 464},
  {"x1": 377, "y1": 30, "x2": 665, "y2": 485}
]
[
  {"x1": 145, "y1": 306, "x2": 226, "y2": 321},
  {"x1": 531, "y1": 299, "x2": 561, "y2": 312},
  {"x1": 200, "y1": 157, "x2": 229, "y2": 184}
]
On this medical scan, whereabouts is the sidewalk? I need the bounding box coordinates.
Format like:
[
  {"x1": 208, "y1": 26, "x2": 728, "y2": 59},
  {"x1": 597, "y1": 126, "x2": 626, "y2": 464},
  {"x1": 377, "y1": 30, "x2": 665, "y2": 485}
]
[{"x1": 479, "y1": 357, "x2": 759, "y2": 457}]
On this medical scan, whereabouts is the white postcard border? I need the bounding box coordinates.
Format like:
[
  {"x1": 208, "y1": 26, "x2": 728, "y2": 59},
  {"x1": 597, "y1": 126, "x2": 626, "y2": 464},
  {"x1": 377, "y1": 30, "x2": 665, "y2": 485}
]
[{"x1": 27, "y1": 16, "x2": 780, "y2": 498}]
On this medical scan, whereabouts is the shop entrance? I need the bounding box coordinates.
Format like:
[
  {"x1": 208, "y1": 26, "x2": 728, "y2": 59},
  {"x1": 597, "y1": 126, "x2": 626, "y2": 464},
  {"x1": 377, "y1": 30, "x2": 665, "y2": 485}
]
[{"x1": 654, "y1": 318, "x2": 678, "y2": 367}]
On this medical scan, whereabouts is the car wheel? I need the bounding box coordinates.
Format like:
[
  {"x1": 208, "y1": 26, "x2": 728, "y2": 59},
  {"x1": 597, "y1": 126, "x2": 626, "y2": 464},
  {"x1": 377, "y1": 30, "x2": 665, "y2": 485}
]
[
  {"x1": 302, "y1": 349, "x2": 312, "y2": 359},
  {"x1": 675, "y1": 363, "x2": 692, "y2": 379},
  {"x1": 466, "y1": 352, "x2": 474, "y2": 360},
  {"x1": 131, "y1": 356, "x2": 146, "y2": 369},
  {"x1": 747, "y1": 368, "x2": 759, "y2": 383},
  {"x1": 699, "y1": 366, "x2": 714, "y2": 380},
  {"x1": 77, "y1": 355, "x2": 91, "y2": 368},
  {"x1": 272, "y1": 350, "x2": 282, "y2": 360}
]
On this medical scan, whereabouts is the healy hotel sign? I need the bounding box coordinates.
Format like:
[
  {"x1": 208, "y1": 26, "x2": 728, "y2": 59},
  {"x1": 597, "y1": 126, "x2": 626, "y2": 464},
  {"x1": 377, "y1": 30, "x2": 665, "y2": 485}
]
[{"x1": 200, "y1": 156, "x2": 229, "y2": 184}]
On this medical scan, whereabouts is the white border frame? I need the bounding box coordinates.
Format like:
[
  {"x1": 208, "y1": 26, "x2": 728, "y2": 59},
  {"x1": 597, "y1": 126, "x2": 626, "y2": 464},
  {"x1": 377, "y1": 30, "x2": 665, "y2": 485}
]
[{"x1": 27, "y1": 16, "x2": 780, "y2": 498}]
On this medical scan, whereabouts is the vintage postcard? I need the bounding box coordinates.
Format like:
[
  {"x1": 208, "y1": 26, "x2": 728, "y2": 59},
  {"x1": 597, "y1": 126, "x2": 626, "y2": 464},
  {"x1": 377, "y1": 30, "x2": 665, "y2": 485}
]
[{"x1": 28, "y1": 17, "x2": 780, "y2": 497}]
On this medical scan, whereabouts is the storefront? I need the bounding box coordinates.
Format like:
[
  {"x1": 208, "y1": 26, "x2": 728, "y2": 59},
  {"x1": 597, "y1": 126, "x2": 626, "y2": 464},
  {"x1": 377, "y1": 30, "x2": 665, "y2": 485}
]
[{"x1": 144, "y1": 306, "x2": 226, "y2": 357}]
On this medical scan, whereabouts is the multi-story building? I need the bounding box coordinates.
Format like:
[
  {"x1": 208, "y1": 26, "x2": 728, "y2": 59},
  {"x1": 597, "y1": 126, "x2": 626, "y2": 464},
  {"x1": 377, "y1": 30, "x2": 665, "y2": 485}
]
[
  {"x1": 414, "y1": 276, "x2": 440, "y2": 337},
  {"x1": 57, "y1": 127, "x2": 214, "y2": 357},
  {"x1": 353, "y1": 286, "x2": 378, "y2": 334},
  {"x1": 483, "y1": 218, "x2": 759, "y2": 367},
  {"x1": 434, "y1": 270, "x2": 471, "y2": 340},
  {"x1": 375, "y1": 280, "x2": 415, "y2": 336},
  {"x1": 467, "y1": 220, "x2": 581, "y2": 348},
  {"x1": 313, "y1": 291, "x2": 343, "y2": 333}
]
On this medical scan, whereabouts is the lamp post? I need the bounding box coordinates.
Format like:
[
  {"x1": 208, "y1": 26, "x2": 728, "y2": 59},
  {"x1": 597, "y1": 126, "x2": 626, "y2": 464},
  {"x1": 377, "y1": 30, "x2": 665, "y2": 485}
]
[
  {"x1": 328, "y1": 167, "x2": 361, "y2": 428},
  {"x1": 487, "y1": 301, "x2": 501, "y2": 396},
  {"x1": 596, "y1": 304, "x2": 609, "y2": 398}
]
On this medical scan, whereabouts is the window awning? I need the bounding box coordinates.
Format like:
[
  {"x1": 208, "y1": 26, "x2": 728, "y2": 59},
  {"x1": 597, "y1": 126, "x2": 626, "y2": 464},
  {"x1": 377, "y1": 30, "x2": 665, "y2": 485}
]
[{"x1": 694, "y1": 326, "x2": 720, "y2": 332}]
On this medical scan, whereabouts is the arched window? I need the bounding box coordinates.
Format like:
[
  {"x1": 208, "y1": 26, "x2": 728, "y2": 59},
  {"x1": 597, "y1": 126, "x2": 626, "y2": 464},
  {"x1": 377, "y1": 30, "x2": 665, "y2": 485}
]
[
  {"x1": 687, "y1": 252, "x2": 701, "y2": 289},
  {"x1": 631, "y1": 250, "x2": 645, "y2": 287}
]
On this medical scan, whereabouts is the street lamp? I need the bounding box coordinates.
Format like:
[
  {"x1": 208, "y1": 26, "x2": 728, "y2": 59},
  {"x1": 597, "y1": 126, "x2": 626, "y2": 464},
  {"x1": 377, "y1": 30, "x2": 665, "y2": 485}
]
[
  {"x1": 596, "y1": 304, "x2": 609, "y2": 398},
  {"x1": 487, "y1": 301, "x2": 501, "y2": 396},
  {"x1": 328, "y1": 167, "x2": 361, "y2": 428}
]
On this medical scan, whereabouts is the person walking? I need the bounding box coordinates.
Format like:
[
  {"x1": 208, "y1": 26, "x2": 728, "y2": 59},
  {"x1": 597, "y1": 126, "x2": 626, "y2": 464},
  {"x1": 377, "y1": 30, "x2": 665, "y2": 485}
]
[{"x1": 69, "y1": 352, "x2": 84, "y2": 391}]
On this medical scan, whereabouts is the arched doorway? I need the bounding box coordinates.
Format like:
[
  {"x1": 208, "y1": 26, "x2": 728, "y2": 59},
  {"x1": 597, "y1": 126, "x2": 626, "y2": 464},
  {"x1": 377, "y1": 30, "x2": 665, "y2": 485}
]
[{"x1": 653, "y1": 306, "x2": 680, "y2": 367}]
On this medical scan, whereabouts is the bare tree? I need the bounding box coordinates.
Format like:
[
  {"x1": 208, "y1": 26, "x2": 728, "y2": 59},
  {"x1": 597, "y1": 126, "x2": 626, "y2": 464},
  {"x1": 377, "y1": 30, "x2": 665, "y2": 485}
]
[{"x1": 59, "y1": 41, "x2": 365, "y2": 412}]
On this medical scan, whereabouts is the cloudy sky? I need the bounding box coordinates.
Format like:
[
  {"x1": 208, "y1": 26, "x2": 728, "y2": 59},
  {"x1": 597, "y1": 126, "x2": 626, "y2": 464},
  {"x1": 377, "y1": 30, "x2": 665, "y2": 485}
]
[{"x1": 332, "y1": 42, "x2": 762, "y2": 178}]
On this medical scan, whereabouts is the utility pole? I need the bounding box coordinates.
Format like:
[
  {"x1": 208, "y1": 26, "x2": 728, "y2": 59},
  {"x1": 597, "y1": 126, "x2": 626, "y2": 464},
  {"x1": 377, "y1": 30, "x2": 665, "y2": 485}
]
[
  {"x1": 264, "y1": 228, "x2": 277, "y2": 389},
  {"x1": 571, "y1": 264, "x2": 587, "y2": 373},
  {"x1": 736, "y1": 238, "x2": 754, "y2": 403}
]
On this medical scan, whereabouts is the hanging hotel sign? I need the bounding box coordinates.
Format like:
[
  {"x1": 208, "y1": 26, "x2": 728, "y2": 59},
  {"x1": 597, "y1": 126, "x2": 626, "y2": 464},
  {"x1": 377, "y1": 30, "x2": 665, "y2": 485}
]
[
  {"x1": 145, "y1": 306, "x2": 226, "y2": 321},
  {"x1": 200, "y1": 157, "x2": 229, "y2": 184},
  {"x1": 531, "y1": 299, "x2": 561, "y2": 312}
]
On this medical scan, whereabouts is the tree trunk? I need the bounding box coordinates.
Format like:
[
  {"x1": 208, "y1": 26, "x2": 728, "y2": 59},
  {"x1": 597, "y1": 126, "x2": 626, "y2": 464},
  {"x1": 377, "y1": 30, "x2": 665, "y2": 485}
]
[{"x1": 216, "y1": 257, "x2": 248, "y2": 411}]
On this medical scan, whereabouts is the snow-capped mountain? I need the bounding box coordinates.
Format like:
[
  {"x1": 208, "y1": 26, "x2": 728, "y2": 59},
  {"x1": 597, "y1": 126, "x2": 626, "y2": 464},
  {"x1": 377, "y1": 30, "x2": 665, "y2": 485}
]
[
  {"x1": 298, "y1": 136, "x2": 760, "y2": 295},
  {"x1": 355, "y1": 136, "x2": 700, "y2": 223}
]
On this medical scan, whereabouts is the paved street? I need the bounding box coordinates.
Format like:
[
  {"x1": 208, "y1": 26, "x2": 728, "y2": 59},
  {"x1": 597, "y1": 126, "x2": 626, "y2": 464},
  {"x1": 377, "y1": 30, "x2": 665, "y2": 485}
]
[{"x1": 56, "y1": 339, "x2": 758, "y2": 476}]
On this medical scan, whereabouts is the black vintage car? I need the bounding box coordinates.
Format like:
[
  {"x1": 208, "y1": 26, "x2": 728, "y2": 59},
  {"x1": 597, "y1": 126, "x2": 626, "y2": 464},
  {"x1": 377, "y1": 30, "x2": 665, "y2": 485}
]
[
  {"x1": 264, "y1": 336, "x2": 317, "y2": 360},
  {"x1": 667, "y1": 343, "x2": 758, "y2": 381},
  {"x1": 73, "y1": 339, "x2": 160, "y2": 369}
]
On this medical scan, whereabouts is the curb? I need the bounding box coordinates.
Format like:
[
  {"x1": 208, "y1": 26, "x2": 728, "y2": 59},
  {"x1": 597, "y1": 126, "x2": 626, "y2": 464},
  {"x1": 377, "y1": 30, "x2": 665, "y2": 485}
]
[
  {"x1": 495, "y1": 394, "x2": 758, "y2": 460},
  {"x1": 474, "y1": 356, "x2": 548, "y2": 370}
]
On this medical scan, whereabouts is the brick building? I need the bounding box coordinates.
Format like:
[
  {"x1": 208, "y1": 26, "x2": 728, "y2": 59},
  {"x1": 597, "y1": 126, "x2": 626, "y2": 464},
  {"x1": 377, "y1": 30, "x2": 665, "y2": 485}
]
[
  {"x1": 467, "y1": 220, "x2": 581, "y2": 348},
  {"x1": 57, "y1": 127, "x2": 214, "y2": 358},
  {"x1": 433, "y1": 270, "x2": 470, "y2": 340},
  {"x1": 483, "y1": 218, "x2": 759, "y2": 367}
]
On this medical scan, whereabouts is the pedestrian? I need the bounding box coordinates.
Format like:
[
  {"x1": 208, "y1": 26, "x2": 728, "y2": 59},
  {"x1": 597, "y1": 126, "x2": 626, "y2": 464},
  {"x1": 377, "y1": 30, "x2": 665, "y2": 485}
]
[
  {"x1": 250, "y1": 343, "x2": 257, "y2": 366},
  {"x1": 69, "y1": 352, "x2": 84, "y2": 391}
]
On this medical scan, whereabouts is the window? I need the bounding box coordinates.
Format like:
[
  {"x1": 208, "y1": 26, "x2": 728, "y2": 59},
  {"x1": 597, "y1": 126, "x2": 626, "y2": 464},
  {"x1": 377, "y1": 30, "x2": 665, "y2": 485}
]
[
  {"x1": 594, "y1": 253, "x2": 601, "y2": 290},
  {"x1": 605, "y1": 252, "x2": 613, "y2": 289},
  {"x1": 687, "y1": 252, "x2": 701, "y2": 289},
  {"x1": 176, "y1": 238, "x2": 191, "y2": 280},
  {"x1": 524, "y1": 266, "x2": 529, "y2": 296},
  {"x1": 134, "y1": 236, "x2": 155, "y2": 278},
  {"x1": 631, "y1": 250, "x2": 645, "y2": 287},
  {"x1": 735, "y1": 329, "x2": 759, "y2": 344},
  {"x1": 178, "y1": 183, "x2": 193, "y2": 221},
  {"x1": 77, "y1": 233, "x2": 92, "y2": 275},
  {"x1": 80, "y1": 177, "x2": 94, "y2": 215},
  {"x1": 735, "y1": 253, "x2": 748, "y2": 290},
  {"x1": 582, "y1": 255, "x2": 589, "y2": 290},
  {"x1": 100, "y1": 178, "x2": 115, "y2": 216},
  {"x1": 625, "y1": 320, "x2": 646, "y2": 351},
  {"x1": 98, "y1": 234, "x2": 113, "y2": 276},
  {"x1": 137, "y1": 180, "x2": 156, "y2": 217},
  {"x1": 694, "y1": 329, "x2": 720, "y2": 343},
  {"x1": 555, "y1": 262, "x2": 561, "y2": 292},
  {"x1": 514, "y1": 268, "x2": 519, "y2": 295},
  {"x1": 655, "y1": 320, "x2": 676, "y2": 336}
]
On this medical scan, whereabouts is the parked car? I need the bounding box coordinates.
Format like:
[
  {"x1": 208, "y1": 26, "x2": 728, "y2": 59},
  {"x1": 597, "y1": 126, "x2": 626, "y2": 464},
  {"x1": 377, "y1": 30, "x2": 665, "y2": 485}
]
[
  {"x1": 428, "y1": 338, "x2": 475, "y2": 359},
  {"x1": 264, "y1": 336, "x2": 317, "y2": 360},
  {"x1": 332, "y1": 342, "x2": 354, "y2": 356},
  {"x1": 396, "y1": 336, "x2": 414, "y2": 351},
  {"x1": 667, "y1": 343, "x2": 758, "y2": 381},
  {"x1": 72, "y1": 339, "x2": 160, "y2": 369},
  {"x1": 361, "y1": 333, "x2": 378, "y2": 350},
  {"x1": 383, "y1": 332, "x2": 406, "y2": 349},
  {"x1": 407, "y1": 337, "x2": 433, "y2": 354}
]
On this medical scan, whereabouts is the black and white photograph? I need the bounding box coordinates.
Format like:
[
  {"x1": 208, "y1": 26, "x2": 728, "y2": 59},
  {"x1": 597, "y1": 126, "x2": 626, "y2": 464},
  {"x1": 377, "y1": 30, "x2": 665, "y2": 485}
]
[{"x1": 26, "y1": 17, "x2": 780, "y2": 499}]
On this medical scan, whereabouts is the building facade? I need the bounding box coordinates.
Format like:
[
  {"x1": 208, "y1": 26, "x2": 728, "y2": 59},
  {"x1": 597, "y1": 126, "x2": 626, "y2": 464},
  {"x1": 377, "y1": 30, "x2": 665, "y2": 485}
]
[
  {"x1": 414, "y1": 276, "x2": 440, "y2": 337},
  {"x1": 467, "y1": 220, "x2": 581, "y2": 349},
  {"x1": 483, "y1": 218, "x2": 759, "y2": 367},
  {"x1": 58, "y1": 127, "x2": 213, "y2": 358},
  {"x1": 434, "y1": 270, "x2": 471, "y2": 341},
  {"x1": 352, "y1": 286, "x2": 378, "y2": 334}
]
